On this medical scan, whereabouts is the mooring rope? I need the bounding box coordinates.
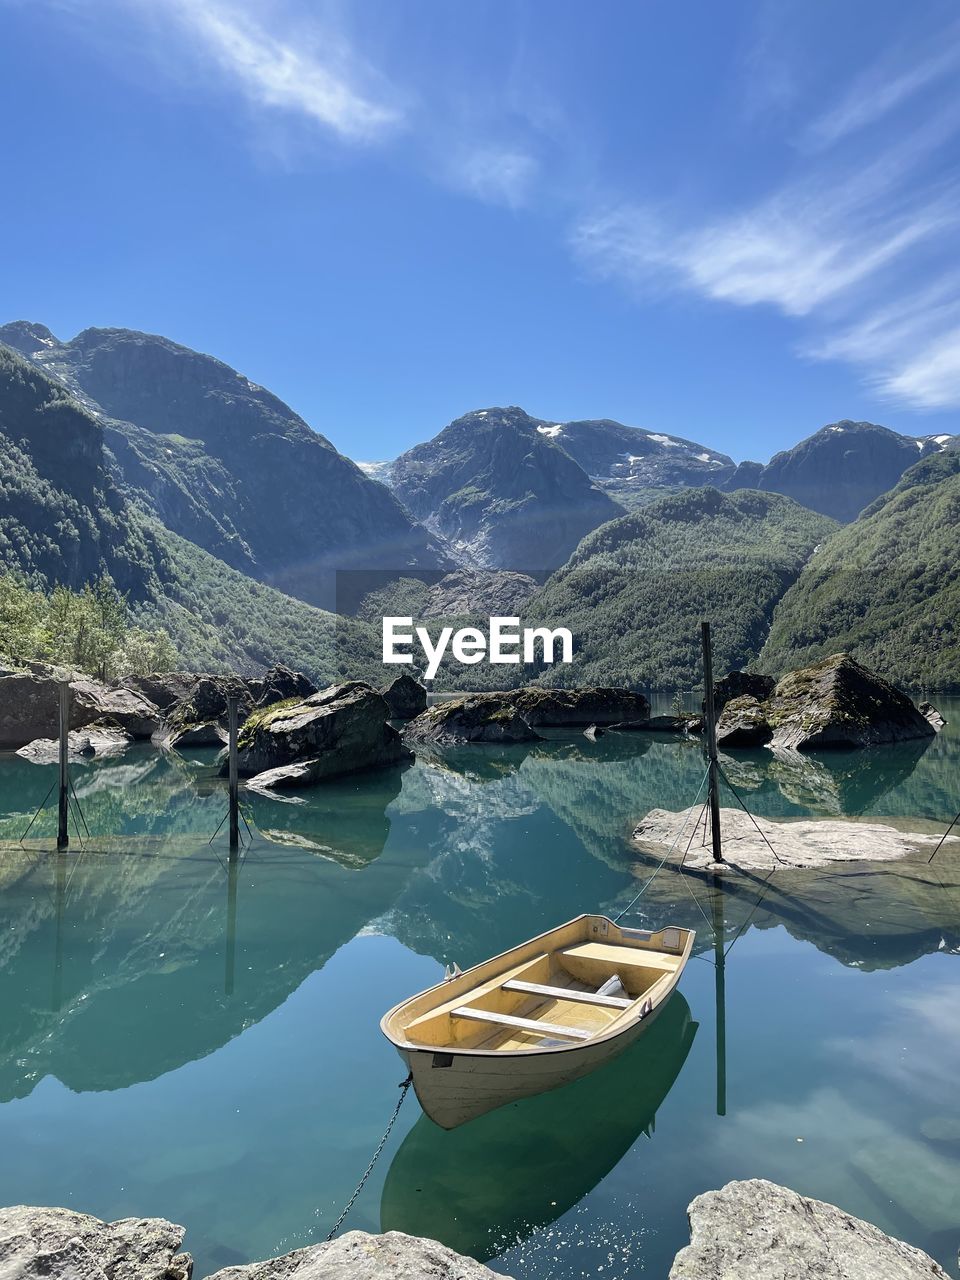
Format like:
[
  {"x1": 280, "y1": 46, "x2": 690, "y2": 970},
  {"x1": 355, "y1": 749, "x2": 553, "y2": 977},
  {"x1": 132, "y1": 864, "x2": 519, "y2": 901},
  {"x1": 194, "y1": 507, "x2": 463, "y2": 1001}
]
[
  {"x1": 927, "y1": 807, "x2": 960, "y2": 864},
  {"x1": 323, "y1": 1073, "x2": 413, "y2": 1242},
  {"x1": 613, "y1": 763, "x2": 712, "y2": 923},
  {"x1": 715, "y1": 763, "x2": 788, "y2": 867}
]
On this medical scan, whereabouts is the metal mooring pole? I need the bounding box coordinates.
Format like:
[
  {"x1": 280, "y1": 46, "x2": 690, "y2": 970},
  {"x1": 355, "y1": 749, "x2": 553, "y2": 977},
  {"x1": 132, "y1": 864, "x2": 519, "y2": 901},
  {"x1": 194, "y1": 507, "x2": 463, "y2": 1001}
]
[
  {"x1": 227, "y1": 696, "x2": 240, "y2": 855},
  {"x1": 700, "y1": 621, "x2": 723, "y2": 863},
  {"x1": 57, "y1": 682, "x2": 70, "y2": 852}
]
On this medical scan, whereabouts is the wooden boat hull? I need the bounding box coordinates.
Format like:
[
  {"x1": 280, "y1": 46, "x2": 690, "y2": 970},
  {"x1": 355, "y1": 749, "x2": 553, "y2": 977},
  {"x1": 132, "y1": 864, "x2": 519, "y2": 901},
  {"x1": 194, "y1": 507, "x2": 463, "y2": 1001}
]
[
  {"x1": 381, "y1": 914, "x2": 694, "y2": 1129},
  {"x1": 380, "y1": 993, "x2": 698, "y2": 1255}
]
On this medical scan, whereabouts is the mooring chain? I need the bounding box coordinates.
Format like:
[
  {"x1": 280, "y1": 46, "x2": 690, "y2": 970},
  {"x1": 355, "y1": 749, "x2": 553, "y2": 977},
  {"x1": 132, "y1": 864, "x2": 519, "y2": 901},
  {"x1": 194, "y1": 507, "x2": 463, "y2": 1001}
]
[{"x1": 323, "y1": 1073, "x2": 413, "y2": 1242}]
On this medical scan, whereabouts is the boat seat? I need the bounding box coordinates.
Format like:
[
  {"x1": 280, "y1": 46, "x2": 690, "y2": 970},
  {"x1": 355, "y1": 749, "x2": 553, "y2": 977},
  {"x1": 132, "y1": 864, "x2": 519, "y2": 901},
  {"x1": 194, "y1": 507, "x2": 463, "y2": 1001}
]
[
  {"x1": 451, "y1": 1006, "x2": 591, "y2": 1041},
  {"x1": 502, "y1": 978, "x2": 631, "y2": 1009},
  {"x1": 561, "y1": 942, "x2": 678, "y2": 971}
]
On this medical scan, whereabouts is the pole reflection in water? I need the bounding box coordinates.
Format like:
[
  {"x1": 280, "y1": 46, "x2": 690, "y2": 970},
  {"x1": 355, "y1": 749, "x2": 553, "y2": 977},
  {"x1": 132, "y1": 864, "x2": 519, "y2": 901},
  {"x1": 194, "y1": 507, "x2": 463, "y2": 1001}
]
[
  {"x1": 380, "y1": 992, "x2": 697, "y2": 1260},
  {"x1": 712, "y1": 883, "x2": 726, "y2": 1118},
  {"x1": 225, "y1": 851, "x2": 239, "y2": 997}
]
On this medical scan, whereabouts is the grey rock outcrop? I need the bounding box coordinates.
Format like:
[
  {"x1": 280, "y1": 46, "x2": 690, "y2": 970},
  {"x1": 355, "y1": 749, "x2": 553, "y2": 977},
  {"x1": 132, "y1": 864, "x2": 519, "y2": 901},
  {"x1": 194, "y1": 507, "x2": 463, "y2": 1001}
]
[
  {"x1": 160, "y1": 665, "x2": 317, "y2": 741},
  {"x1": 17, "y1": 722, "x2": 133, "y2": 762},
  {"x1": 0, "y1": 1205, "x2": 191, "y2": 1280},
  {"x1": 766, "y1": 653, "x2": 935, "y2": 750},
  {"x1": 165, "y1": 722, "x2": 227, "y2": 750},
  {"x1": 380, "y1": 672, "x2": 427, "y2": 720},
  {"x1": 404, "y1": 694, "x2": 542, "y2": 745},
  {"x1": 206, "y1": 1230, "x2": 507, "y2": 1280},
  {"x1": 715, "y1": 695, "x2": 772, "y2": 748},
  {"x1": 709, "y1": 670, "x2": 775, "y2": 713},
  {"x1": 513, "y1": 686, "x2": 650, "y2": 727},
  {"x1": 235, "y1": 682, "x2": 408, "y2": 784},
  {"x1": 669, "y1": 1178, "x2": 950, "y2": 1279},
  {"x1": 0, "y1": 673, "x2": 160, "y2": 749},
  {"x1": 120, "y1": 672, "x2": 201, "y2": 712}
]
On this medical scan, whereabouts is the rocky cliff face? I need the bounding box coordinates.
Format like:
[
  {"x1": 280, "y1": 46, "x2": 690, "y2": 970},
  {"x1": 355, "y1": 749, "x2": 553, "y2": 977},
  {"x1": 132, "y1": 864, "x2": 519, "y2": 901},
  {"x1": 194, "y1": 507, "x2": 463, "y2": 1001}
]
[
  {"x1": 0, "y1": 324, "x2": 451, "y2": 609},
  {"x1": 391, "y1": 407, "x2": 622, "y2": 570},
  {"x1": 724, "y1": 420, "x2": 954, "y2": 522}
]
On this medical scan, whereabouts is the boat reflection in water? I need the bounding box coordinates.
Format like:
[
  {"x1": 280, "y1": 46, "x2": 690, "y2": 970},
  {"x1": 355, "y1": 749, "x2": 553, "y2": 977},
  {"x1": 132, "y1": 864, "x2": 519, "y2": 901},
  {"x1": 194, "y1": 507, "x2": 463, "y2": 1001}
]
[{"x1": 380, "y1": 991, "x2": 697, "y2": 1260}]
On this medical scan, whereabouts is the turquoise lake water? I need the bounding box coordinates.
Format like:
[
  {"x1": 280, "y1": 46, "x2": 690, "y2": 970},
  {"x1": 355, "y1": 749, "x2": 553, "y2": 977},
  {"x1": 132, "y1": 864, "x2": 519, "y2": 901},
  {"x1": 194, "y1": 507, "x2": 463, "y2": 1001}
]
[{"x1": 0, "y1": 701, "x2": 958, "y2": 1277}]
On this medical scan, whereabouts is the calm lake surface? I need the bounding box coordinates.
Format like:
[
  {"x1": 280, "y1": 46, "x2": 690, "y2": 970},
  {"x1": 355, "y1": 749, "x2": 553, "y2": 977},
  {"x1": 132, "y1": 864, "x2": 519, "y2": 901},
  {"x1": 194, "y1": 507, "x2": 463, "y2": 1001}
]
[{"x1": 1, "y1": 699, "x2": 959, "y2": 1278}]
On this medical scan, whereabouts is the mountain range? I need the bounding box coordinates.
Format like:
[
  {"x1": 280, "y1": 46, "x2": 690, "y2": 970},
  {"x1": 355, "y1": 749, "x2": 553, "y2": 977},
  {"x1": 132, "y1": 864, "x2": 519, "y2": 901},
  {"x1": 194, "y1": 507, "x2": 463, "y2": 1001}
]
[{"x1": 1, "y1": 318, "x2": 957, "y2": 689}]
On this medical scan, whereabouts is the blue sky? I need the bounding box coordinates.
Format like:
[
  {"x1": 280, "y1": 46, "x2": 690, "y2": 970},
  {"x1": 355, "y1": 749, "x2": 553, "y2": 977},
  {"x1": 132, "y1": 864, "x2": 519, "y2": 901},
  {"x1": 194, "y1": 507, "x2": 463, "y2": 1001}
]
[{"x1": 2, "y1": 0, "x2": 959, "y2": 463}]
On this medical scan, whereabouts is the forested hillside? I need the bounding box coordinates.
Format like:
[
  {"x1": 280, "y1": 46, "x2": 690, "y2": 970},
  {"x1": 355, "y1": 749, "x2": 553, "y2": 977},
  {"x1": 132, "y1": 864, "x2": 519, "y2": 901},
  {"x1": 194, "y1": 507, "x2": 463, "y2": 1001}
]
[{"x1": 761, "y1": 451, "x2": 960, "y2": 690}]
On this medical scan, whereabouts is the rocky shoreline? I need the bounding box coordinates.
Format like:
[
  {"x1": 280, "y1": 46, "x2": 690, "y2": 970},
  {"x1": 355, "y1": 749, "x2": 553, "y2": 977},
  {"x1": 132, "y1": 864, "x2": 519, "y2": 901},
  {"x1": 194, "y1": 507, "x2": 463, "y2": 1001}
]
[{"x1": 2, "y1": 1179, "x2": 950, "y2": 1280}]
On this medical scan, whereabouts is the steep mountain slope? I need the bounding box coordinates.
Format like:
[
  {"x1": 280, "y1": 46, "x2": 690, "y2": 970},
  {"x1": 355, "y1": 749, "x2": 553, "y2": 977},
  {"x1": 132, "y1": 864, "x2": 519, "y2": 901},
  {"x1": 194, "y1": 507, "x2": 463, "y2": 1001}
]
[
  {"x1": 0, "y1": 343, "x2": 379, "y2": 681},
  {"x1": 723, "y1": 420, "x2": 954, "y2": 522},
  {"x1": 526, "y1": 488, "x2": 838, "y2": 689},
  {"x1": 390, "y1": 407, "x2": 622, "y2": 570},
  {"x1": 541, "y1": 417, "x2": 735, "y2": 507},
  {"x1": 0, "y1": 322, "x2": 451, "y2": 609},
  {"x1": 761, "y1": 451, "x2": 960, "y2": 690}
]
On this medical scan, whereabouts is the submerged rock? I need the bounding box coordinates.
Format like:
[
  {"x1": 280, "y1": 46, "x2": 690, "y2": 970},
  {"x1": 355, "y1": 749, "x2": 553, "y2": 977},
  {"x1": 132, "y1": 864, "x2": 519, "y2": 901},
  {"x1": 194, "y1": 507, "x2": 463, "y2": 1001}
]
[
  {"x1": 404, "y1": 694, "x2": 541, "y2": 745},
  {"x1": 0, "y1": 1205, "x2": 192, "y2": 1280},
  {"x1": 714, "y1": 695, "x2": 772, "y2": 748},
  {"x1": 206, "y1": 1230, "x2": 507, "y2": 1280},
  {"x1": 0, "y1": 673, "x2": 160, "y2": 749},
  {"x1": 380, "y1": 672, "x2": 427, "y2": 720},
  {"x1": 16, "y1": 722, "x2": 133, "y2": 762},
  {"x1": 668, "y1": 1178, "x2": 949, "y2": 1279},
  {"x1": 766, "y1": 653, "x2": 935, "y2": 751},
  {"x1": 513, "y1": 686, "x2": 649, "y2": 727},
  {"x1": 610, "y1": 714, "x2": 702, "y2": 734},
  {"x1": 235, "y1": 682, "x2": 408, "y2": 784}
]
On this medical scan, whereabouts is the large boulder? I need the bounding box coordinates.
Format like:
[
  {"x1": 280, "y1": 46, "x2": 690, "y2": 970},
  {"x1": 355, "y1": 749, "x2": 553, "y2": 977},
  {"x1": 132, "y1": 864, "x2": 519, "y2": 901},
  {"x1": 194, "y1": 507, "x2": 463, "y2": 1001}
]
[
  {"x1": 0, "y1": 673, "x2": 160, "y2": 749},
  {"x1": 381, "y1": 672, "x2": 427, "y2": 720},
  {"x1": 161, "y1": 666, "x2": 317, "y2": 740},
  {"x1": 668, "y1": 1178, "x2": 949, "y2": 1279},
  {"x1": 235, "y1": 681, "x2": 408, "y2": 784},
  {"x1": 512, "y1": 686, "x2": 650, "y2": 727},
  {"x1": 404, "y1": 694, "x2": 542, "y2": 745},
  {"x1": 206, "y1": 1230, "x2": 507, "y2": 1280},
  {"x1": 708, "y1": 670, "x2": 775, "y2": 713},
  {"x1": 0, "y1": 1205, "x2": 191, "y2": 1280},
  {"x1": 120, "y1": 672, "x2": 201, "y2": 712},
  {"x1": 715, "y1": 695, "x2": 772, "y2": 748},
  {"x1": 766, "y1": 654, "x2": 935, "y2": 751}
]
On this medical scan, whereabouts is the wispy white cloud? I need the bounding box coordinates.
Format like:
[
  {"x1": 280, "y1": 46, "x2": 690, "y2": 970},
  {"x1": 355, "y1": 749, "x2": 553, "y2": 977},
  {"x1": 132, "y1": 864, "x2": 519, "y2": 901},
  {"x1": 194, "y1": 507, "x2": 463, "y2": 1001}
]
[
  {"x1": 804, "y1": 30, "x2": 960, "y2": 150},
  {"x1": 573, "y1": 47, "x2": 960, "y2": 411},
  {"x1": 141, "y1": 0, "x2": 403, "y2": 143},
  {"x1": 449, "y1": 146, "x2": 539, "y2": 208}
]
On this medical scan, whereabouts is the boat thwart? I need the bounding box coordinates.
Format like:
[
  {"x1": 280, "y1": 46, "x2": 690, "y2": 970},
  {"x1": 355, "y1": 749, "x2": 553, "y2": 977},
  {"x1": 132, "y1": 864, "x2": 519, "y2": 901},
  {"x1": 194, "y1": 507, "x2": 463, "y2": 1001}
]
[{"x1": 380, "y1": 913, "x2": 694, "y2": 1128}]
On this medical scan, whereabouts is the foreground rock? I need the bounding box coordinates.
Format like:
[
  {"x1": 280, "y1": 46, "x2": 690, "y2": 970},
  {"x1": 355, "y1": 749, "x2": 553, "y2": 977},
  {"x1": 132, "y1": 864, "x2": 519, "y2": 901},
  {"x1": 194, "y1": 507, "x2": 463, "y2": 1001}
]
[
  {"x1": 0, "y1": 1205, "x2": 191, "y2": 1280},
  {"x1": 715, "y1": 695, "x2": 771, "y2": 747},
  {"x1": 633, "y1": 804, "x2": 960, "y2": 870},
  {"x1": 380, "y1": 672, "x2": 427, "y2": 720},
  {"x1": 766, "y1": 653, "x2": 934, "y2": 750},
  {"x1": 669, "y1": 1178, "x2": 949, "y2": 1279},
  {"x1": 0, "y1": 673, "x2": 160, "y2": 749},
  {"x1": 16, "y1": 722, "x2": 133, "y2": 762},
  {"x1": 513, "y1": 686, "x2": 649, "y2": 727},
  {"x1": 207, "y1": 1231, "x2": 508, "y2": 1280},
  {"x1": 404, "y1": 694, "x2": 542, "y2": 745},
  {"x1": 235, "y1": 682, "x2": 408, "y2": 787}
]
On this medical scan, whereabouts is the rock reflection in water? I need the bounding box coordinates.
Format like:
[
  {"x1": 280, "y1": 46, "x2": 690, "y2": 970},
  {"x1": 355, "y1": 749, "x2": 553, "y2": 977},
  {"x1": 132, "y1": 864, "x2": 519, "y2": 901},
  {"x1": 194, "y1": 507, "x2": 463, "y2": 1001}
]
[{"x1": 380, "y1": 993, "x2": 697, "y2": 1259}]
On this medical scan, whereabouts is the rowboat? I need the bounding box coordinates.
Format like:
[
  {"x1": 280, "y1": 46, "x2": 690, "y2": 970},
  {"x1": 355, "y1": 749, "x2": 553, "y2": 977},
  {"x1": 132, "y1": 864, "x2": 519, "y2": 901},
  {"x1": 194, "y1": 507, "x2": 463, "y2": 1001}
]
[
  {"x1": 380, "y1": 992, "x2": 698, "y2": 1254},
  {"x1": 380, "y1": 913, "x2": 694, "y2": 1129}
]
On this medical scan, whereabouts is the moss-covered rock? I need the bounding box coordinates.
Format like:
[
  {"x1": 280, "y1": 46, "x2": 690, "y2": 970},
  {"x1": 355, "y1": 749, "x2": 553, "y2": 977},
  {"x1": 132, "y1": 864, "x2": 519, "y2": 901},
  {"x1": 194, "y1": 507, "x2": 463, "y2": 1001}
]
[{"x1": 404, "y1": 694, "x2": 541, "y2": 745}]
